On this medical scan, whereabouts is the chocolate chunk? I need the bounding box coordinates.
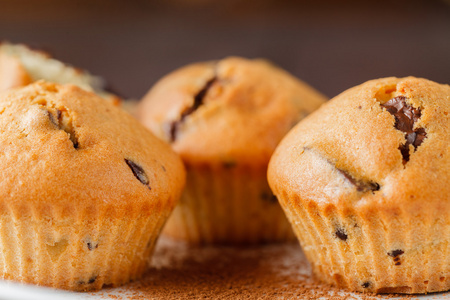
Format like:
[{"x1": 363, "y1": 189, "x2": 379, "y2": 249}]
[
  {"x1": 87, "y1": 242, "x2": 98, "y2": 251},
  {"x1": 335, "y1": 228, "x2": 348, "y2": 241},
  {"x1": 345, "y1": 173, "x2": 379, "y2": 192},
  {"x1": 78, "y1": 275, "x2": 97, "y2": 285},
  {"x1": 45, "y1": 108, "x2": 79, "y2": 149},
  {"x1": 45, "y1": 109, "x2": 58, "y2": 126},
  {"x1": 260, "y1": 192, "x2": 278, "y2": 203},
  {"x1": 125, "y1": 159, "x2": 151, "y2": 189},
  {"x1": 388, "y1": 249, "x2": 404, "y2": 257},
  {"x1": 362, "y1": 282, "x2": 371, "y2": 288},
  {"x1": 302, "y1": 147, "x2": 380, "y2": 194},
  {"x1": 413, "y1": 128, "x2": 427, "y2": 147},
  {"x1": 168, "y1": 121, "x2": 179, "y2": 142},
  {"x1": 381, "y1": 96, "x2": 427, "y2": 163},
  {"x1": 56, "y1": 109, "x2": 62, "y2": 122},
  {"x1": 184, "y1": 77, "x2": 216, "y2": 117},
  {"x1": 169, "y1": 77, "x2": 217, "y2": 142},
  {"x1": 71, "y1": 137, "x2": 79, "y2": 149},
  {"x1": 337, "y1": 169, "x2": 380, "y2": 193}
]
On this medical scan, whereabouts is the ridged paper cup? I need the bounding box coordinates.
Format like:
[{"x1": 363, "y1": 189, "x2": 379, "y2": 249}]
[
  {"x1": 163, "y1": 163, "x2": 295, "y2": 244},
  {"x1": 273, "y1": 188, "x2": 450, "y2": 294},
  {"x1": 0, "y1": 198, "x2": 174, "y2": 291}
]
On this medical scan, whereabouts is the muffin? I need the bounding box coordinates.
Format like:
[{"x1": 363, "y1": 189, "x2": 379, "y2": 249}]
[
  {"x1": 0, "y1": 81, "x2": 185, "y2": 291},
  {"x1": 268, "y1": 77, "x2": 450, "y2": 293},
  {"x1": 0, "y1": 42, "x2": 120, "y2": 104},
  {"x1": 138, "y1": 57, "x2": 327, "y2": 244}
]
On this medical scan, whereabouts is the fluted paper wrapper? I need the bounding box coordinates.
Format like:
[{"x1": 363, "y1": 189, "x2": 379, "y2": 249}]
[
  {"x1": 275, "y1": 189, "x2": 450, "y2": 294},
  {"x1": 163, "y1": 164, "x2": 295, "y2": 244},
  {"x1": 0, "y1": 202, "x2": 171, "y2": 291}
]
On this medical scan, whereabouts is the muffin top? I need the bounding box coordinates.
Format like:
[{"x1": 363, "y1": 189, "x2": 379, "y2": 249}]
[
  {"x1": 138, "y1": 57, "x2": 326, "y2": 167},
  {"x1": 0, "y1": 81, "x2": 185, "y2": 214},
  {"x1": 0, "y1": 43, "x2": 119, "y2": 103},
  {"x1": 268, "y1": 77, "x2": 450, "y2": 207}
]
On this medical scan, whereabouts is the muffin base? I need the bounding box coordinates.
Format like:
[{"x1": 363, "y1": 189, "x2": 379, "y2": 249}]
[
  {"x1": 163, "y1": 164, "x2": 295, "y2": 244},
  {"x1": 0, "y1": 202, "x2": 170, "y2": 291},
  {"x1": 275, "y1": 188, "x2": 450, "y2": 294}
]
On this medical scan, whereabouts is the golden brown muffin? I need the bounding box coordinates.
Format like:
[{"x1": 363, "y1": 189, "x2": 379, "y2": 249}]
[
  {"x1": 268, "y1": 77, "x2": 450, "y2": 293},
  {"x1": 138, "y1": 57, "x2": 326, "y2": 244},
  {"x1": 0, "y1": 43, "x2": 120, "y2": 104},
  {"x1": 0, "y1": 81, "x2": 185, "y2": 291}
]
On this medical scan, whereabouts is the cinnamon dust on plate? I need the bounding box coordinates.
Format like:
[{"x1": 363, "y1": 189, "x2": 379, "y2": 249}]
[{"x1": 92, "y1": 237, "x2": 417, "y2": 300}]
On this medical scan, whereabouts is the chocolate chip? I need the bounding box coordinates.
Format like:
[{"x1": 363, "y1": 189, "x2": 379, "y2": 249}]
[
  {"x1": 169, "y1": 77, "x2": 217, "y2": 142},
  {"x1": 87, "y1": 242, "x2": 98, "y2": 251},
  {"x1": 337, "y1": 169, "x2": 380, "y2": 193},
  {"x1": 72, "y1": 138, "x2": 79, "y2": 149},
  {"x1": 125, "y1": 159, "x2": 151, "y2": 189},
  {"x1": 388, "y1": 249, "x2": 404, "y2": 257},
  {"x1": 302, "y1": 147, "x2": 380, "y2": 194},
  {"x1": 44, "y1": 108, "x2": 79, "y2": 149},
  {"x1": 88, "y1": 276, "x2": 97, "y2": 284},
  {"x1": 362, "y1": 282, "x2": 371, "y2": 288},
  {"x1": 381, "y1": 96, "x2": 427, "y2": 163},
  {"x1": 260, "y1": 192, "x2": 278, "y2": 203},
  {"x1": 56, "y1": 109, "x2": 62, "y2": 122},
  {"x1": 335, "y1": 228, "x2": 348, "y2": 241},
  {"x1": 168, "y1": 121, "x2": 179, "y2": 142},
  {"x1": 45, "y1": 109, "x2": 58, "y2": 126},
  {"x1": 413, "y1": 128, "x2": 427, "y2": 147}
]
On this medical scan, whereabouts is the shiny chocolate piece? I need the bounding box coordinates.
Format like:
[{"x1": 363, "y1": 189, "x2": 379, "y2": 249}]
[{"x1": 382, "y1": 96, "x2": 427, "y2": 162}]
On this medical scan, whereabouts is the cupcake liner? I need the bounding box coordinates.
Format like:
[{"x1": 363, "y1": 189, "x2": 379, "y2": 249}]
[
  {"x1": 275, "y1": 188, "x2": 450, "y2": 294},
  {"x1": 0, "y1": 201, "x2": 172, "y2": 291},
  {"x1": 163, "y1": 164, "x2": 295, "y2": 244}
]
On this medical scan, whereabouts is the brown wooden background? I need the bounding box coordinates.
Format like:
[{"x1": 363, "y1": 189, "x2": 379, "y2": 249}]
[{"x1": 0, "y1": 0, "x2": 449, "y2": 99}]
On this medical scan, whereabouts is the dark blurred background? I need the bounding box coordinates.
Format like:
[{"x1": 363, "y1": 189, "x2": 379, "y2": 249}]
[{"x1": 0, "y1": 0, "x2": 449, "y2": 99}]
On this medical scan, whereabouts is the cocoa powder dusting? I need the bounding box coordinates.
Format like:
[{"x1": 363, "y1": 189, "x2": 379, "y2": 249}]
[{"x1": 91, "y1": 237, "x2": 417, "y2": 300}]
